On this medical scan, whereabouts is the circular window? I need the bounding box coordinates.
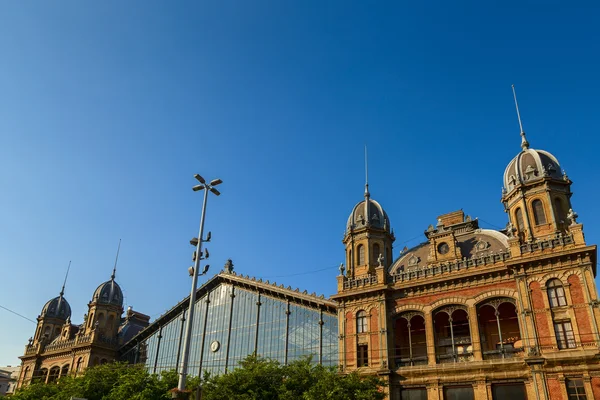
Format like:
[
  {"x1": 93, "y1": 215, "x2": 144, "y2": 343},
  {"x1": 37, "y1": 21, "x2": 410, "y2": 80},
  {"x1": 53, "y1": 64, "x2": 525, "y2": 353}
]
[
  {"x1": 210, "y1": 340, "x2": 220, "y2": 352},
  {"x1": 437, "y1": 242, "x2": 450, "y2": 255}
]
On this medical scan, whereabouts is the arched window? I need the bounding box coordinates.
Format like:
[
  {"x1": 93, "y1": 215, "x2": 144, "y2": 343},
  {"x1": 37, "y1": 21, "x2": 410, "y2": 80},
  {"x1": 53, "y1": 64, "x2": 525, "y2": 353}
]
[
  {"x1": 106, "y1": 315, "x2": 115, "y2": 333},
  {"x1": 76, "y1": 357, "x2": 83, "y2": 374},
  {"x1": 23, "y1": 366, "x2": 30, "y2": 384},
  {"x1": 357, "y1": 245, "x2": 365, "y2": 265},
  {"x1": 43, "y1": 326, "x2": 51, "y2": 338},
  {"x1": 554, "y1": 198, "x2": 565, "y2": 224},
  {"x1": 372, "y1": 244, "x2": 381, "y2": 264},
  {"x1": 356, "y1": 310, "x2": 367, "y2": 333},
  {"x1": 547, "y1": 279, "x2": 567, "y2": 307},
  {"x1": 515, "y1": 208, "x2": 524, "y2": 232},
  {"x1": 61, "y1": 365, "x2": 69, "y2": 378},
  {"x1": 532, "y1": 200, "x2": 546, "y2": 225},
  {"x1": 348, "y1": 249, "x2": 352, "y2": 268},
  {"x1": 47, "y1": 366, "x2": 60, "y2": 383},
  {"x1": 97, "y1": 313, "x2": 105, "y2": 328}
]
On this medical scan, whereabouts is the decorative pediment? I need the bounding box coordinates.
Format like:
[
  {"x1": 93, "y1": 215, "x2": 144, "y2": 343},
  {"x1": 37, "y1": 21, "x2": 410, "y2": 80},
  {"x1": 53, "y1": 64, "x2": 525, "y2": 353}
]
[
  {"x1": 474, "y1": 240, "x2": 489, "y2": 252},
  {"x1": 408, "y1": 255, "x2": 420, "y2": 267}
]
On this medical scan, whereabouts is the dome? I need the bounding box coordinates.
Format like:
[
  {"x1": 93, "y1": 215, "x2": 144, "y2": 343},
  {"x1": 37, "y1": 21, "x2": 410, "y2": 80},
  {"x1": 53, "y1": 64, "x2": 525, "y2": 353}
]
[
  {"x1": 92, "y1": 279, "x2": 123, "y2": 306},
  {"x1": 41, "y1": 295, "x2": 71, "y2": 320},
  {"x1": 503, "y1": 145, "x2": 563, "y2": 193},
  {"x1": 346, "y1": 196, "x2": 390, "y2": 233}
]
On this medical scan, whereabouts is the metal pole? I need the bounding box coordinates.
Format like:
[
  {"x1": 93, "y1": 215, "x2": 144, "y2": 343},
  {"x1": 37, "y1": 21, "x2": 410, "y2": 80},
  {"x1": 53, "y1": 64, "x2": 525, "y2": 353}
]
[{"x1": 177, "y1": 186, "x2": 209, "y2": 391}]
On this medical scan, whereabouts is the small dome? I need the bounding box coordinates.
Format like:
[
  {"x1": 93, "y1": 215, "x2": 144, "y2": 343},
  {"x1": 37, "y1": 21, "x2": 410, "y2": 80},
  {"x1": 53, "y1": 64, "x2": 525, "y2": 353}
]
[
  {"x1": 503, "y1": 147, "x2": 563, "y2": 193},
  {"x1": 346, "y1": 197, "x2": 390, "y2": 233},
  {"x1": 41, "y1": 296, "x2": 71, "y2": 320},
  {"x1": 92, "y1": 279, "x2": 123, "y2": 306}
]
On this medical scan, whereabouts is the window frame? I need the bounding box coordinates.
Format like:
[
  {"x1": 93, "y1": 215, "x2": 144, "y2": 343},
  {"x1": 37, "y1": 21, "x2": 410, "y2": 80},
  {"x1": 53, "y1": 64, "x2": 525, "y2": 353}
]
[
  {"x1": 357, "y1": 244, "x2": 365, "y2": 265},
  {"x1": 532, "y1": 199, "x2": 547, "y2": 225},
  {"x1": 357, "y1": 343, "x2": 369, "y2": 367},
  {"x1": 356, "y1": 310, "x2": 367, "y2": 334},
  {"x1": 554, "y1": 320, "x2": 576, "y2": 349},
  {"x1": 566, "y1": 378, "x2": 587, "y2": 400},
  {"x1": 547, "y1": 279, "x2": 568, "y2": 308}
]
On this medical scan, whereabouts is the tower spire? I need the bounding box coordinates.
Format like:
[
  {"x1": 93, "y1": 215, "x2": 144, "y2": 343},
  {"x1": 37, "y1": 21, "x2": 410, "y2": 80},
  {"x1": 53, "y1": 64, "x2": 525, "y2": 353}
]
[
  {"x1": 512, "y1": 84, "x2": 529, "y2": 150},
  {"x1": 111, "y1": 239, "x2": 121, "y2": 280},
  {"x1": 364, "y1": 145, "x2": 370, "y2": 198},
  {"x1": 60, "y1": 260, "x2": 71, "y2": 297}
]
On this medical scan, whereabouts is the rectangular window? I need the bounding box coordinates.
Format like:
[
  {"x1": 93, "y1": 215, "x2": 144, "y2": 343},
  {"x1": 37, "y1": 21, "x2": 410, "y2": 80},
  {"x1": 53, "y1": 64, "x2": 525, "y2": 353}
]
[
  {"x1": 357, "y1": 344, "x2": 368, "y2": 367},
  {"x1": 492, "y1": 383, "x2": 527, "y2": 400},
  {"x1": 554, "y1": 321, "x2": 576, "y2": 349},
  {"x1": 401, "y1": 388, "x2": 427, "y2": 400},
  {"x1": 566, "y1": 379, "x2": 587, "y2": 400},
  {"x1": 443, "y1": 386, "x2": 474, "y2": 400}
]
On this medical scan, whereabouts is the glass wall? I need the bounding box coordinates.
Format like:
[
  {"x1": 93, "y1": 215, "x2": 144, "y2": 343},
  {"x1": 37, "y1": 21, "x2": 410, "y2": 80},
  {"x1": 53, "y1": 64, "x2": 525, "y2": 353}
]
[{"x1": 122, "y1": 283, "x2": 338, "y2": 376}]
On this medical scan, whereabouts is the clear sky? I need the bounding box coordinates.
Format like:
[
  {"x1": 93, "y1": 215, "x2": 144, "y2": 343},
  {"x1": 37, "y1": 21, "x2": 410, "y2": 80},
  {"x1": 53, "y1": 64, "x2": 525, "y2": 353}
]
[{"x1": 1, "y1": 1, "x2": 599, "y2": 366}]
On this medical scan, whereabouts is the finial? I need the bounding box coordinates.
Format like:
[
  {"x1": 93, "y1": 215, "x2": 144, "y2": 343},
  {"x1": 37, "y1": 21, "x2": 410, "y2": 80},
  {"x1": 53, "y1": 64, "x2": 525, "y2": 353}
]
[
  {"x1": 364, "y1": 145, "x2": 370, "y2": 198},
  {"x1": 512, "y1": 84, "x2": 529, "y2": 150},
  {"x1": 60, "y1": 261, "x2": 71, "y2": 297},
  {"x1": 111, "y1": 239, "x2": 121, "y2": 280}
]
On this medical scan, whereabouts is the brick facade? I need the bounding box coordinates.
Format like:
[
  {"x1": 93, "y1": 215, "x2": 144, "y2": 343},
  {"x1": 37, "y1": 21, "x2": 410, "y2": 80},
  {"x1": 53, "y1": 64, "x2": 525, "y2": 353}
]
[{"x1": 333, "y1": 137, "x2": 599, "y2": 400}]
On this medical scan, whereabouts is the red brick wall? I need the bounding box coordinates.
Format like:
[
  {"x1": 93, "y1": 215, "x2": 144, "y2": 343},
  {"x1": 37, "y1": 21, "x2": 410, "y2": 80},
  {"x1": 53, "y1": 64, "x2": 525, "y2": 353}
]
[
  {"x1": 370, "y1": 308, "x2": 379, "y2": 364},
  {"x1": 547, "y1": 378, "x2": 564, "y2": 400},
  {"x1": 396, "y1": 282, "x2": 517, "y2": 307},
  {"x1": 530, "y1": 281, "x2": 553, "y2": 347},
  {"x1": 345, "y1": 311, "x2": 354, "y2": 363},
  {"x1": 591, "y1": 377, "x2": 600, "y2": 400},
  {"x1": 567, "y1": 274, "x2": 594, "y2": 344}
]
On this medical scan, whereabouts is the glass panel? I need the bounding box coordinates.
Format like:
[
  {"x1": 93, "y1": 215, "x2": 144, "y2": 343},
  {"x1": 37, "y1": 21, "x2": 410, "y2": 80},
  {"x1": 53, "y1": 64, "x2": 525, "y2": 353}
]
[
  {"x1": 125, "y1": 283, "x2": 338, "y2": 375},
  {"x1": 288, "y1": 303, "x2": 320, "y2": 363},
  {"x1": 492, "y1": 383, "x2": 527, "y2": 400},
  {"x1": 444, "y1": 386, "x2": 474, "y2": 400},
  {"x1": 566, "y1": 379, "x2": 587, "y2": 399},
  {"x1": 401, "y1": 388, "x2": 428, "y2": 400}
]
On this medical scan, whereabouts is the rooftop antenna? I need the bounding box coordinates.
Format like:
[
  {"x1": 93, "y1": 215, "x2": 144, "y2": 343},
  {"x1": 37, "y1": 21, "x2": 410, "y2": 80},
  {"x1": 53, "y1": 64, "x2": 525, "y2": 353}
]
[
  {"x1": 512, "y1": 84, "x2": 529, "y2": 150},
  {"x1": 111, "y1": 239, "x2": 121, "y2": 280},
  {"x1": 364, "y1": 145, "x2": 370, "y2": 198},
  {"x1": 60, "y1": 260, "x2": 71, "y2": 297}
]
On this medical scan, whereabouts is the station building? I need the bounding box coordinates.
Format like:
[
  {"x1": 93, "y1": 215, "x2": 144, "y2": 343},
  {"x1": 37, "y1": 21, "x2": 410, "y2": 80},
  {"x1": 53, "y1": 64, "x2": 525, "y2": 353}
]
[
  {"x1": 333, "y1": 131, "x2": 600, "y2": 399},
  {"x1": 16, "y1": 128, "x2": 600, "y2": 400}
]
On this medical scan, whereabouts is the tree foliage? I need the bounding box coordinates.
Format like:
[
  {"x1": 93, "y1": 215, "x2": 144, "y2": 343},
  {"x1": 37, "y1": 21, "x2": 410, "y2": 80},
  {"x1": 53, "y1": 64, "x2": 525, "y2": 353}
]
[
  {"x1": 12, "y1": 356, "x2": 385, "y2": 400},
  {"x1": 201, "y1": 355, "x2": 386, "y2": 400}
]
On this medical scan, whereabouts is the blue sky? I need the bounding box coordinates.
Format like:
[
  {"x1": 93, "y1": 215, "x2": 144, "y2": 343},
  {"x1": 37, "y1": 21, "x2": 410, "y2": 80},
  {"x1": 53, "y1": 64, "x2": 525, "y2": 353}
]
[{"x1": 1, "y1": 1, "x2": 599, "y2": 365}]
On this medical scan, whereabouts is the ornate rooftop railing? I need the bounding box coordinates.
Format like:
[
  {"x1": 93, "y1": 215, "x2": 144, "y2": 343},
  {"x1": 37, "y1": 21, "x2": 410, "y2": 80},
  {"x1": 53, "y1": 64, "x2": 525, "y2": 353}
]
[
  {"x1": 520, "y1": 233, "x2": 574, "y2": 254},
  {"x1": 391, "y1": 251, "x2": 511, "y2": 284},
  {"x1": 343, "y1": 275, "x2": 378, "y2": 290}
]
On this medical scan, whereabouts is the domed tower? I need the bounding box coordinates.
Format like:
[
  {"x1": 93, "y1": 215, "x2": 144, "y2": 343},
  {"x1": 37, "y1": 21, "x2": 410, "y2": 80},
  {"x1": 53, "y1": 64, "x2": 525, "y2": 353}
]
[
  {"x1": 343, "y1": 181, "x2": 395, "y2": 278},
  {"x1": 33, "y1": 288, "x2": 72, "y2": 345},
  {"x1": 83, "y1": 268, "x2": 124, "y2": 341},
  {"x1": 501, "y1": 87, "x2": 576, "y2": 242}
]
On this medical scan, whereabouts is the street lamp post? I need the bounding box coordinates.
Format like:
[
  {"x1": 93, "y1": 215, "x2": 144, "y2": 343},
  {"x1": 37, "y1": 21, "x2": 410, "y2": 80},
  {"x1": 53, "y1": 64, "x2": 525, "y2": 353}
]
[{"x1": 175, "y1": 174, "x2": 222, "y2": 394}]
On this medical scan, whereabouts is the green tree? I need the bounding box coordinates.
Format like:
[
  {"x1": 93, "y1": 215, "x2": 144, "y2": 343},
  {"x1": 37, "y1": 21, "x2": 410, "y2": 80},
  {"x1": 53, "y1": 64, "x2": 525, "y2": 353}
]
[
  {"x1": 12, "y1": 356, "x2": 385, "y2": 400},
  {"x1": 201, "y1": 355, "x2": 385, "y2": 400}
]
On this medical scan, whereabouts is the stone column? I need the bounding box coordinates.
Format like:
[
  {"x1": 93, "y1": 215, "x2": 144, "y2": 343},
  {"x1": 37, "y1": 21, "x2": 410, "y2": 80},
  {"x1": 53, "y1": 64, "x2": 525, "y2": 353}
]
[
  {"x1": 424, "y1": 310, "x2": 436, "y2": 366},
  {"x1": 468, "y1": 305, "x2": 482, "y2": 361}
]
